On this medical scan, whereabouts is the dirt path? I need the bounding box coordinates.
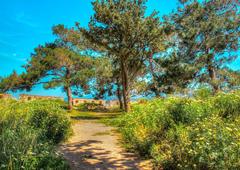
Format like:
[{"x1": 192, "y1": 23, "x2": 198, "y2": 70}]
[{"x1": 59, "y1": 120, "x2": 152, "y2": 170}]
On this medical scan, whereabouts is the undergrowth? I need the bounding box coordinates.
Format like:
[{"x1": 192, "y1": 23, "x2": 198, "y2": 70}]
[
  {"x1": 113, "y1": 90, "x2": 240, "y2": 169},
  {"x1": 0, "y1": 99, "x2": 71, "y2": 170}
]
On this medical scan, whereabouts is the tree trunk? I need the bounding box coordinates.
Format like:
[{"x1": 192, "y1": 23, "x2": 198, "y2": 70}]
[
  {"x1": 116, "y1": 82, "x2": 123, "y2": 110},
  {"x1": 149, "y1": 52, "x2": 155, "y2": 77},
  {"x1": 207, "y1": 50, "x2": 219, "y2": 94},
  {"x1": 66, "y1": 86, "x2": 73, "y2": 110},
  {"x1": 208, "y1": 65, "x2": 219, "y2": 94},
  {"x1": 121, "y1": 61, "x2": 130, "y2": 112},
  {"x1": 65, "y1": 68, "x2": 73, "y2": 110}
]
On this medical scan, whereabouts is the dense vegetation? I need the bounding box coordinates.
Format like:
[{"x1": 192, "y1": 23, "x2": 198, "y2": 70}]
[
  {"x1": 113, "y1": 90, "x2": 240, "y2": 169},
  {"x1": 0, "y1": 0, "x2": 239, "y2": 169},
  {"x1": 0, "y1": 99, "x2": 71, "y2": 170},
  {"x1": 0, "y1": 0, "x2": 239, "y2": 112},
  {"x1": 77, "y1": 102, "x2": 108, "y2": 112}
]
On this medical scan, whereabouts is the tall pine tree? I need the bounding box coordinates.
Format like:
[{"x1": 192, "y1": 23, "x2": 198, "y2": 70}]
[
  {"x1": 81, "y1": 0, "x2": 162, "y2": 112},
  {"x1": 169, "y1": 0, "x2": 240, "y2": 93},
  {"x1": 0, "y1": 26, "x2": 95, "y2": 110}
]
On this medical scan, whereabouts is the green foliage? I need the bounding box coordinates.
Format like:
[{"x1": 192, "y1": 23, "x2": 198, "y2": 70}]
[
  {"x1": 28, "y1": 101, "x2": 71, "y2": 144},
  {"x1": 193, "y1": 87, "x2": 213, "y2": 99},
  {"x1": 113, "y1": 99, "x2": 174, "y2": 155},
  {"x1": 0, "y1": 100, "x2": 71, "y2": 170},
  {"x1": 113, "y1": 90, "x2": 240, "y2": 169},
  {"x1": 218, "y1": 69, "x2": 240, "y2": 90},
  {"x1": 81, "y1": 0, "x2": 163, "y2": 111},
  {"x1": 77, "y1": 102, "x2": 107, "y2": 112},
  {"x1": 151, "y1": 116, "x2": 240, "y2": 169},
  {"x1": 150, "y1": 52, "x2": 199, "y2": 95},
  {"x1": 166, "y1": 97, "x2": 212, "y2": 124},
  {"x1": 213, "y1": 91, "x2": 240, "y2": 119},
  {"x1": 0, "y1": 27, "x2": 96, "y2": 110},
  {"x1": 0, "y1": 71, "x2": 20, "y2": 93},
  {"x1": 166, "y1": 0, "x2": 240, "y2": 91}
]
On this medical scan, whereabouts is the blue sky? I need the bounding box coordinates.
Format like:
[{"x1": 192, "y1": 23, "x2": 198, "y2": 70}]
[{"x1": 0, "y1": 0, "x2": 239, "y2": 98}]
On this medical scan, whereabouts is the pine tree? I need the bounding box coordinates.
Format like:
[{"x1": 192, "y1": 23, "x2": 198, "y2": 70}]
[
  {"x1": 0, "y1": 27, "x2": 95, "y2": 110},
  {"x1": 81, "y1": 0, "x2": 162, "y2": 112},
  {"x1": 169, "y1": 0, "x2": 240, "y2": 93}
]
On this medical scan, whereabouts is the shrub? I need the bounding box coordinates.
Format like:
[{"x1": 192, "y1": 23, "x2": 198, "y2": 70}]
[
  {"x1": 214, "y1": 91, "x2": 240, "y2": 118},
  {"x1": 0, "y1": 99, "x2": 71, "y2": 170},
  {"x1": 166, "y1": 97, "x2": 213, "y2": 124},
  {"x1": 193, "y1": 87, "x2": 213, "y2": 99},
  {"x1": 28, "y1": 101, "x2": 71, "y2": 144},
  {"x1": 114, "y1": 99, "x2": 174, "y2": 156},
  {"x1": 113, "y1": 90, "x2": 240, "y2": 169},
  {"x1": 77, "y1": 102, "x2": 107, "y2": 112},
  {"x1": 152, "y1": 116, "x2": 240, "y2": 169}
]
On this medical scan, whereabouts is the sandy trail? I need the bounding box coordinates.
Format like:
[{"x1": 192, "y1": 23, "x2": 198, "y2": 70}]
[{"x1": 59, "y1": 120, "x2": 152, "y2": 170}]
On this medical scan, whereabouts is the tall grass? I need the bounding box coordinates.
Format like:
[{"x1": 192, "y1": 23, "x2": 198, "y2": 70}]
[
  {"x1": 0, "y1": 99, "x2": 71, "y2": 170},
  {"x1": 113, "y1": 90, "x2": 240, "y2": 169}
]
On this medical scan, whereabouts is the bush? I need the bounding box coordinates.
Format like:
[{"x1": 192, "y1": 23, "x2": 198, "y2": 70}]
[
  {"x1": 152, "y1": 116, "x2": 240, "y2": 169},
  {"x1": 77, "y1": 102, "x2": 107, "y2": 112},
  {"x1": 28, "y1": 101, "x2": 71, "y2": 144},
  {"x1": 113, "y1": 99, "x2": 173, "y2": 156},
  {"x1": 193, "y1": 87, "x2": 213, "y2": 99},
  {"x1": 0, "y1": 99, "x2": 71, "y2": 170},
  {"x1": 166, "y1": 97, "x2": 213, "y2": 124},
  {"x1": 214, "y1": 91, "x2": 240, "y2": 119},
  {"x1": 113, "y1": 90, "x2": 240, "y2": 169}
]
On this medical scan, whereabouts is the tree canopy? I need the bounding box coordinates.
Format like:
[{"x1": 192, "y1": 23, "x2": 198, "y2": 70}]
[
  {"x1": 80, "y1": 0, "x2": 163, "y2": 111},
  {"x1": 0, "y1": 27, "x2": 96, "y2": 110},
  {"x1": 166, "y1": 0, "x2": 240, "y2": 92}
]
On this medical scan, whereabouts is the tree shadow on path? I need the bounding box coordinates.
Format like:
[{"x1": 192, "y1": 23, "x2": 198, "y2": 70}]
[
  {"x1": 59, "y1": 120, "x2": 152, "y2": 170},
  {"x1": 60, "y1": 140, "x2": 144, "y2": 170}
]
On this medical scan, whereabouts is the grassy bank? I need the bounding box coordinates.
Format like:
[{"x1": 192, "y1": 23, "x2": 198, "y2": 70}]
[
  {"x1": 113, "y1": 90, "x2": 240, "y2": 169},
  {"x1": 0, "y1": 99, "x2": 71, "y2": 170}
]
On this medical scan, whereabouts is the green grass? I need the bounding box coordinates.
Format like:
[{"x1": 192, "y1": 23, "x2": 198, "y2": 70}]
[{"x1": 68, "y1": 110, "x2": 121, "y2": 123}]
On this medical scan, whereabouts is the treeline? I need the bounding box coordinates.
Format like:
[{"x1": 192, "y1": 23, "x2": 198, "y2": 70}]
[{"x1": 0, "y1": 0, "x2": 239, "y2": 112}]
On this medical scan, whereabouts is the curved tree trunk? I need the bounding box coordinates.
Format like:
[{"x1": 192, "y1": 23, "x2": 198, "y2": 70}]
[
  {"x1": 66, "y1": 86, "x2": 73, "y2": 110},
  {"x1": 66, "y1": 68, "x2": 73, "y2": 110}
]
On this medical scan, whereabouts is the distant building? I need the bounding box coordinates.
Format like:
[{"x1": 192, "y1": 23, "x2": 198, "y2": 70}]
[
  {"x1": 0, "y1": 94, "x2": 12, "y2": 100},
  {"x1": 72, "y1": 98, "x2": 119, "y2": 107},
  {"x1": 105, "y1": 100, "x2": 120, "y2": 108},
  {"x1": 72, "y1": 98, "x2": 105, "y2": 106},
  {"x1": 15, "y1": 94, "x2": 119, "y2": 108},
  {"x1": 20, "y1": 94, "x2": 64, "y2": 101}
]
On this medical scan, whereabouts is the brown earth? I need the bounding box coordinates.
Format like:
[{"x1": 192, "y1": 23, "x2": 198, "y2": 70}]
[{"x1": 59, "y1": 119, "x2": 153, "y2": 170}]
